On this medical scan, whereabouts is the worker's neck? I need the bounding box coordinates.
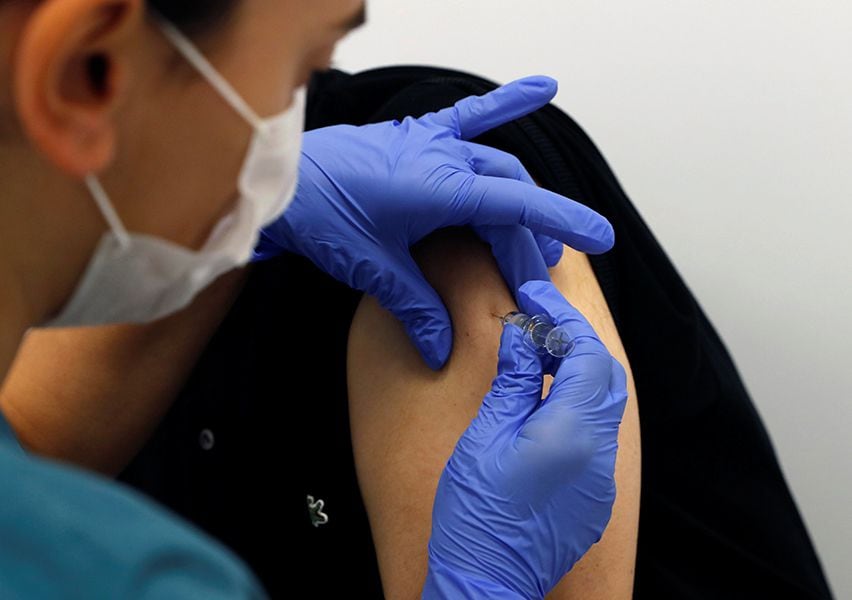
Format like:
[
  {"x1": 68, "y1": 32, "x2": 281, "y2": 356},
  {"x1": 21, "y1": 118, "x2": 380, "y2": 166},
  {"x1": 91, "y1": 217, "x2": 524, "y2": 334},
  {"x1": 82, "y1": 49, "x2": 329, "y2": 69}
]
[
  {"x1": 0, "y1": 270, "x2": 30, "y2": 387},
  {"x1": 0, "y1": 155, "x2": 103, "y2": 332}
]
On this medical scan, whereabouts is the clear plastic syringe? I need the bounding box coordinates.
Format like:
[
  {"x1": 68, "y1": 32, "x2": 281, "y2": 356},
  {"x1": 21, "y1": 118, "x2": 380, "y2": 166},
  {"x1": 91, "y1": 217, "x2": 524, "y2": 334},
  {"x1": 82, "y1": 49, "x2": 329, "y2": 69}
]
[{"x1": 500, "y1": 311, "x2": 576, "y2": 358}]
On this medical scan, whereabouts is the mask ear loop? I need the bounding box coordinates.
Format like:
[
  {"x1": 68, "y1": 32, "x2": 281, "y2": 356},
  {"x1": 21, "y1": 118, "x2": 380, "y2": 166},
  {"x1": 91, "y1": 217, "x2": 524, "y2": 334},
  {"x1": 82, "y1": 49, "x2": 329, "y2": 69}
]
[
  {"x1": 85, "y1": 173, "x2": 132, "y2": 248},
  {"x1": 82, "y1": 12, "x2": 270, "y2": 252},
  {"x1": 148, "y1": 9, "x2": 266, "y2": 135}
]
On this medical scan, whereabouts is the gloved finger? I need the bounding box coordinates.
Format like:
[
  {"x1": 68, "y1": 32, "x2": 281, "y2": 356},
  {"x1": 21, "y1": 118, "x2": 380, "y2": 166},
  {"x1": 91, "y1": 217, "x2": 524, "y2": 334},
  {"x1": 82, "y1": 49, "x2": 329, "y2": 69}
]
[
  {"x1": 456, "y1": 322, "x2": 544, "y2": 460},
  {"x1": 464, "y1": 141, "x2": 537, "y2": 183},
  {"x1": 464, "y1": 142, "x2": 564, "y2": 268},
  {"x1": 518, "y1": 280, "x2": 615, "y2": 394},
  {"x1": 456, "y1": 174, "x2": 615, "y2": 255},
  {"x1": 604, "y1": 357, "x2": 630, "y2": 420},
  {"x1": 536, "y1": 233, "x2": 564, "y2": 267},
  {"x1": 471, "y1": 224, "x2": 552, "y2": 304},
  {"x1": 251, "y1": 230, "x2": 281, "y2": 262},
  {"x1": 424, "y1": 75, "x2": 558, "y2": 141},
  {"x1": 532, "y1": 354, "x2": 624, "y2": 468},
  {"x1": 371, "y1": 249, "x2": 454, "y2": 371},
  {"x1": 508, "y1": 397, "x2": 597, "y2": 492},
  {"x1": 516, "y1": 280, "x2": 603, "y2": 347}
]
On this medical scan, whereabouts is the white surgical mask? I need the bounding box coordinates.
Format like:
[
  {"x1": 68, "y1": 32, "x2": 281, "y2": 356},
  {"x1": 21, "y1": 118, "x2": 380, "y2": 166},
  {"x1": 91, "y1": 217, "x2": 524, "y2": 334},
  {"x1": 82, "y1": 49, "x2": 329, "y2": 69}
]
[{"x1": 40, "y1": 14, "x2": 305, "y2": 328}]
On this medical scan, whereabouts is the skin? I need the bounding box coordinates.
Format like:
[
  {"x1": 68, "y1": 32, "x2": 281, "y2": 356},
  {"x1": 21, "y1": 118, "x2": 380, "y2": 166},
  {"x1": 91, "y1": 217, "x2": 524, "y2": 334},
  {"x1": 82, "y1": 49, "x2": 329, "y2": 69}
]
[
  {"x1": 0, "y1": 0, "x2": 364, "y2": 459},
  {"x1": 0, "y1": 0, "x2": 639, "y2": 596},
  {"x1": 348, "y1": 228, "x2": 640, "y2": 599},
  {"x1": 0, "y1": 0, "x2": 363, "y2": 368}
]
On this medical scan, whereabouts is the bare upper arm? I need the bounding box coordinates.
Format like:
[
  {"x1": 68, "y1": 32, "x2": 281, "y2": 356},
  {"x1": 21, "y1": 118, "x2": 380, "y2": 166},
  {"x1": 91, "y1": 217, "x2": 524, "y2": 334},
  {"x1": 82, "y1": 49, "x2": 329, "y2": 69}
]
[{"x1": 347, "y1": 226, "x2": 640, "y2": 599}]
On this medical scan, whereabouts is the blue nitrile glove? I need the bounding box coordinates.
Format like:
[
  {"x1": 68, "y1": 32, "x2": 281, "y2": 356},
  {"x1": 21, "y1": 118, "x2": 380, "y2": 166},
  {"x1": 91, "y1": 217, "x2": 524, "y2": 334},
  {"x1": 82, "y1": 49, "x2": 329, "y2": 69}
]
[
  {"x1": 422, "y1": 279, "x2": 629, "y2": 599},
  {"x1": 253, "y1": 76, "x2": 615, "y2": 370}
]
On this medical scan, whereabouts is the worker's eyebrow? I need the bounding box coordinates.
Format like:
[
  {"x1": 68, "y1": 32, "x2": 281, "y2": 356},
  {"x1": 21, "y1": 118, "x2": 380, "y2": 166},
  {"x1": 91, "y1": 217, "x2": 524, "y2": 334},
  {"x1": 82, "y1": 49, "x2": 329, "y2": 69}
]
[{"x1": 337, "y1": 3, "x2": 367, "y2": 33}]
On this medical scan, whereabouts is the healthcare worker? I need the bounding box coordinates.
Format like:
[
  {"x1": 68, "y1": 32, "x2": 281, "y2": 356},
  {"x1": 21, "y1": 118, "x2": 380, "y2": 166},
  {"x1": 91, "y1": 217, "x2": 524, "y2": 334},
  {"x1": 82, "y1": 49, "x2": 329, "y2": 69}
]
[{"x1": 0, "y1": 1, "x2": 628, "y2": 598}]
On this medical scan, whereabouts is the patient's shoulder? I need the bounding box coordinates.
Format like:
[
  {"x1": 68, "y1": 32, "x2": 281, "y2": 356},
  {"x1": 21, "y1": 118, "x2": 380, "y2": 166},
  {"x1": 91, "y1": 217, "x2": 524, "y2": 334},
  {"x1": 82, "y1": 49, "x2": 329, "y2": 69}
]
[
  {"x1": 346, "y1": 227, "x2": 519, "y2": 419},
  {"x1": 345, "y1": 225, "x2": 639, "y2": 599},
  {"x1": 348, "y1": 225, "x2": 631, "y2": 387}
]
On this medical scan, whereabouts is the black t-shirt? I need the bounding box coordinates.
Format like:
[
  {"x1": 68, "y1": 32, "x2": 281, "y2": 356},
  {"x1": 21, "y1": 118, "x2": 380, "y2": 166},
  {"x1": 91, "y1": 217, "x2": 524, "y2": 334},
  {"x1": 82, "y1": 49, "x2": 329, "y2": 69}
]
[
  {"x1": 118, "y1": 247, "x2": 380, "y2": 599},
  {"x1": 119, "y1": 66, "x2": 834, "y2": 599}
]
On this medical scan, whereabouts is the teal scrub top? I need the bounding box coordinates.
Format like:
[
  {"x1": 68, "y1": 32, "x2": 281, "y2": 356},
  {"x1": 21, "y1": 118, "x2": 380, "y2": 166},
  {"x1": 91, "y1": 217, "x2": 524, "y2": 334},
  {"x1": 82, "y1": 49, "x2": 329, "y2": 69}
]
[{"x1": 0, "y1": 408, "x2": 268, "y2": 598}]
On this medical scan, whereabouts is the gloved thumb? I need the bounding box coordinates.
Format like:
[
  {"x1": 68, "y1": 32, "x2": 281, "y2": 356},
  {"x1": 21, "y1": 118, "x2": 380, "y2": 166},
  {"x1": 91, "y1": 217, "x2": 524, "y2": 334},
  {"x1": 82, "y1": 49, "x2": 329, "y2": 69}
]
[
  {"x1": 372, "y1": 250, "x2": 453, "y2": 371},
  {"x1": 457, "y1": 322, "x2": 544, "y2": 459}
]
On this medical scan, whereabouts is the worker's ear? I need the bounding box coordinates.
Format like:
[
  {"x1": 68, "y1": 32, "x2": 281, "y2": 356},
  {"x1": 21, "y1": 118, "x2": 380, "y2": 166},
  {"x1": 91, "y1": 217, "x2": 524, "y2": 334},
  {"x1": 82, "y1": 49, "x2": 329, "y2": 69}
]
[{"x1": 12, "y1": 0, "x2": 144, "y2": 178}]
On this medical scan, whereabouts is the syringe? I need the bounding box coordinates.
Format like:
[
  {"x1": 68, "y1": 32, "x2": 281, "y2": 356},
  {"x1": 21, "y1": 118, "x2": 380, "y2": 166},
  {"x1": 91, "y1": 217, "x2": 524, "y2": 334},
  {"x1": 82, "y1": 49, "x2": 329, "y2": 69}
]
[{"x1": 500, "y1": 311, "x2": 576, "y2": 358}]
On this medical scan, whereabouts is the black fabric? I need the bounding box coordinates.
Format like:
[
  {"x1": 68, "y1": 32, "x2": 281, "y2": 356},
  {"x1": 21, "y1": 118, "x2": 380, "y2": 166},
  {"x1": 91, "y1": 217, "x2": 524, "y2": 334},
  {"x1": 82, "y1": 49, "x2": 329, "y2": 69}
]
[
  {"x1": 117, "y1": 250, "x2": 382, "y2": 599},
  {"x1": 118, "y1": 66, "x2": 834, "y2": 599}
]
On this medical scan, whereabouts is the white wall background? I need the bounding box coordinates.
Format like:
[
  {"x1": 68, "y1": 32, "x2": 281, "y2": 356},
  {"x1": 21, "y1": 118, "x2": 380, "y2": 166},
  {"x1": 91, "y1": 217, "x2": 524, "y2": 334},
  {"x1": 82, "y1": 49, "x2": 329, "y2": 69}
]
[{"x1": 333, "y1": 1, "x2": 851, "y2": 596}]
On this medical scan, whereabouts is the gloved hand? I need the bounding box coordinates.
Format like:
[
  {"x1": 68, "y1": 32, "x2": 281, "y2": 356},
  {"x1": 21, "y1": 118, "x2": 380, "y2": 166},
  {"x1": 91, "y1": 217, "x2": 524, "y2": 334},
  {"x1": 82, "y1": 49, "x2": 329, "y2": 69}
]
[
  {"x1": 253, "y1": 75, "x2": 615, "y2": 370},
  {"x1": 422, "y1": 279, "x2": 628, "y2": 599}
]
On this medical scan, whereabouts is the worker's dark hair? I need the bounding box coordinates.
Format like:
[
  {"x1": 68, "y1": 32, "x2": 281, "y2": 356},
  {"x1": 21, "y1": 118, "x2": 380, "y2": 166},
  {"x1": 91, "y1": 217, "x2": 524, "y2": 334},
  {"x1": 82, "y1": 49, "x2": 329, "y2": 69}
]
[
  {"x1": 0, "y1": 0, "x2": 239, "y2": 137},
  {"x1": 147, "y1": 0, "x2": 239, "y2": 38},
  {"x1": 0, "y1": 1, "x2": 239, "y2": 35}
]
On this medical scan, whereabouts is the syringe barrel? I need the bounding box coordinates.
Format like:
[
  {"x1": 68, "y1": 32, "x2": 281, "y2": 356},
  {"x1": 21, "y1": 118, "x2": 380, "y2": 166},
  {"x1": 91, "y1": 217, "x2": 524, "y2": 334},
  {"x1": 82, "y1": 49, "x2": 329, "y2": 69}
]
[{"x1": 501, "y1": 311, "x2": 575, "y2": 358}]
